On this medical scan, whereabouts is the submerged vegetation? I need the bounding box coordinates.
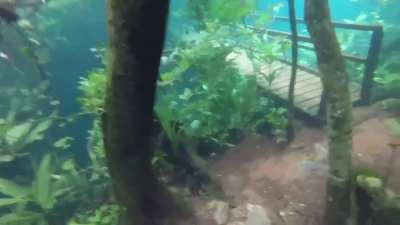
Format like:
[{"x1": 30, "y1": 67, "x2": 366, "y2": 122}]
[{"x1": 0, "y1": 0, "x2": 398, "y2": 224}]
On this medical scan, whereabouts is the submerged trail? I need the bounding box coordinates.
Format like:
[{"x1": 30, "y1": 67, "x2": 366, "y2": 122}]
[{"x1": 189, "y1": 107, "x2": 400, "y2": 225}]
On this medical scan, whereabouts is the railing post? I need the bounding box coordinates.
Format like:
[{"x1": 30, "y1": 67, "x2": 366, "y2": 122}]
[{"x1": 360, "y1": 26, "x2": 383, "y2": 104}]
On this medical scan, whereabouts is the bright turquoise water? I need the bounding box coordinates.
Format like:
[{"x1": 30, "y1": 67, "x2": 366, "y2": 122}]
[{"x1": 0, "y1": 0, "x2": 398, "y2": 224}]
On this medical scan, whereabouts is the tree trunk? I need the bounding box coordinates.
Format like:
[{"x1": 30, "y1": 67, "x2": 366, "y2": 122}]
[
  {"x1": 102, "y1": 1, "x2": 189, "y2": 224},
  {"x1": 304, "y1": 1, "x2": 354, "y2": 225},
  {"x1": 286, "y1": 0, "x2": 298, "y2": 142}
]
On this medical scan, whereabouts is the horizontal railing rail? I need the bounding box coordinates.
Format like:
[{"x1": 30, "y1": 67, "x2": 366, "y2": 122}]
[
  {"x1": 274, "y1": 16, "x2": 382, "y2": 32},
  {"x1": 247, "y1": 26, "x2": 368, "y2": 64},
  {"x1": 248, "y1": 16, "x2": 383, "y2": 104}
]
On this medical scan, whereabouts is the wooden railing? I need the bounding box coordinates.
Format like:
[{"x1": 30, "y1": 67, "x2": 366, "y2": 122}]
[{"x1": 248, "y1": 16, "x2": 383, "y2": 105}]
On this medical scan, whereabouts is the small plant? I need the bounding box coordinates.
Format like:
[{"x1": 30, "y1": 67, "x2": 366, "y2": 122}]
[
  {"x1": 265, "y1": 107, "x2": 288, "y2": 142},
  {"x1": 77, "y1": 69, "x2": 107, "y2": 115},
  {"x1": 0, "y1": 154, "x2": 92, "y2": 225},
  {"x1": 68, "y1": 203, "x2": 121, "y2": 225}
]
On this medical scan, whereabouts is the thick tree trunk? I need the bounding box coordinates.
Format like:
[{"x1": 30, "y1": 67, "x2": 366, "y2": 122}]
[
  {"x1": 102, "y1": 1, "x2": 189, "y2": 224},
  {"x1": 305, "y1": 1, "x2": 354, "y2": 225}
]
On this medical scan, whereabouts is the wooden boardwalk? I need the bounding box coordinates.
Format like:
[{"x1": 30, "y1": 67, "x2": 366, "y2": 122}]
[
  {"x1": 229, "y1": 52, "x2": 361, "y2": 117},
  {"x1": 256, "y1": 61, "x2": 361, "y2": 116}
]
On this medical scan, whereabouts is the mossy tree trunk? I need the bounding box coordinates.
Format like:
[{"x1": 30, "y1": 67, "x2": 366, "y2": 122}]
[
  {"x1": 102, "y1": 1, "x2": 188, "y2": 224},
  {"x1": 286, "y1": 0, "x2": 298, "y2": 142},
  {"x1": 305, "y1": 1, "x2": 354, "y2": 225}
]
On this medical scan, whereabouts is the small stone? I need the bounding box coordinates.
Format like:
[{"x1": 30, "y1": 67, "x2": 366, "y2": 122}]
[
  {"x1": 289, "y1": 142, "x2": 305, "y2": 150},
  {"x1": 246, "y1": 204, "x2": 271, "y2": 225},
  {"x1": 210, "y1": 200, "x2": 230, "y2": 225},
  {"x1": 227, "y1": 222, "x2": 245, "y2": 225},
  {"x1": 242, "y1": 189, "x2": 263, "y2": 203},
  {"x1": 231, "y1": 205, "x2": 247, "y2": 220}
]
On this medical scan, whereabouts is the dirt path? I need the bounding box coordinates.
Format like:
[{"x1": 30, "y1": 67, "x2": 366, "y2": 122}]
[{"x1": 191, "y1": 108, "x2": 400, "y2": 225}]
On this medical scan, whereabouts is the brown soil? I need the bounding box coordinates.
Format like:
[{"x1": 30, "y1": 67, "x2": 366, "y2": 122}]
[{"x1": 190, "y1": 106, "x2": 400, "y2": 225}]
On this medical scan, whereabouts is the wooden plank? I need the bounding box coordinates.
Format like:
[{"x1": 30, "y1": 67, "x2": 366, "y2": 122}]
[
  {"x1": 295, "y1": 84, "x2": 322, "y2": 96},
  {"x1": 272, "y1": 78, "x2": 321, "y2": 94},
  {"x1": 235, "y1": 53, "x2": 363, "y2": 117}
]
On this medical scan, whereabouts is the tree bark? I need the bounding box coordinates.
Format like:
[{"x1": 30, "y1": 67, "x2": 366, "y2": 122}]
[
  {"x1": 286, "y1": 0, "x2": 298, "y2": 142},
  {"x1": 304, "y1": 1, "x2": 354, "y2": 225},
  {"x1": 102, "y1": 1, "x2": 189, "y2": 224}
]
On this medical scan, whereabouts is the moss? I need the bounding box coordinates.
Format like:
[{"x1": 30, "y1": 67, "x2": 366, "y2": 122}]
[
  {"x1": 357, "y1": 176, "x2": 382, "y2": 189},
  {"x1": 305, "y1": 0, "x2": 354, "y2": 224},
  {"x1": 103, "y1": 0, "x2": 193, "y2": 224},
  {"x1": 356, "y1": 175, "x2": 400, "y2": 225}
]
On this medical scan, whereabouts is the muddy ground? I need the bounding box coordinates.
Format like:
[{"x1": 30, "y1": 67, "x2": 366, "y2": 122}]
[{"x1": 188, "y1": 106, "x2": 400, "y2": 225}]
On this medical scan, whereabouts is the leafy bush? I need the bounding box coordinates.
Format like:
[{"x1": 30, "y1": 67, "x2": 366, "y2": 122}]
[{"x1": 77, "y1": 2, "x2": 289, "y2": 153}]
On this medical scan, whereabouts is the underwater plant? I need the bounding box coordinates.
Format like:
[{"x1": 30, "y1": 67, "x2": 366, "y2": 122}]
[
  {"x1": 0, "y1": 154, "x2": 64, "y2": 224},
  {"x1": 76, "y1": 0, "x2": 289, "y2": 162},
  {"x1": 68, "y1": 203, "x2": 121, "y2": 225},
  {"x1": 0, "y1": 153, "x2": 101, "y2": 225}
]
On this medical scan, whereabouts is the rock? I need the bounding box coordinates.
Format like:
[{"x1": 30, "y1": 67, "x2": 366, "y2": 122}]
[
  {"x1": 242, "y1": 189, "x2": 263, "y2": 204},
  {"x1": 227, "y1": 222, "x2": 245, "y2": 225},
  {"x1": 313, "y1": 142, "x2": 328, "y2": 161},
  {"x1": 246, "y1": 204, "x2": 271, "y2": 225},
  {"x1": 230, "y1": 205, "x2": 247, "y2": 220},
  {"x1": 289, "y1": 142, "x2": 305, "y2": 150},
  {"x1": 209, "y1": 200, "x2": 230, "y2": 225}
]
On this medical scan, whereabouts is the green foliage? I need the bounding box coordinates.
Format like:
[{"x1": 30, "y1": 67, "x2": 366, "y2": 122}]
[
  {"x1": 209, "y1": 0, "x2": 256, "y2": 23},
  {"x1": 68, "y1": 203, "x2": 121, "y2": 225},
  {"x1": 53, "y1": 136, "x2": 75, "y2": 150},
  {"x1": 77, "y1": 1, "x2": 288, "y2": 155},
  {"x1": 0, "y1": 155, "x2": 57, "y2": 211},
  {"x1": 86, "y1": 119, "x2": 109, "y2": 181},
  {"x1": 265, "y1": 107, "x2": 288, "y2": 142},
  {"x1": 0, "y1": 155, "x2": 54, "y2": 224},
  {"x1": 186, "y1": 0, "x2": 257, "y2": 25},
  {"x1": 373, "y1": 56, "x2": 400, "y2": 99},
  {"x1": 0, "y1": 82, "x2": 61, "y2": 165},
  {"x1": 0, "y1": 154, "x2": 94, "y2": 225},
  {"x1": 77, "y1": 69, "x2": 107, "y2": 114},
  {"x1": 157, "y1": 17, "x2": 289, "y2": 145},
  {"x1": 3, "y1": 118, "x2": 53, "y2": 147},
  {"x1": 154, "y1": 103, "x2": 184, "y2": 151},
  {"x1": 0, "y1": 211, "x2": 46, "y2": 225},
  {"x1": 335, "y1": 7, "x2": 400, "y2": 100}
]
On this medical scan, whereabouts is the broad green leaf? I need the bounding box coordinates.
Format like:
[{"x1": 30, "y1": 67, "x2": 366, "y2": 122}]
[
  {"x1": 159, "y1": 59, "x2": 190, "y2": 86},
  {"x1": 53, "y1": 137, "x2": 74, "y2": 150},
  {"x1": 178, "y1": 88, "x2": 193, "y2": 101},
  {"x1": 61, "y1": 159, "x2": 75, "y2": 171},
  {"x1": 190, "y1": 120, "x2": 201, "y2": 130},
  {"x1": 5, "y1": 123, "x2": 32, "y2": 145},
  {"x1": 24, "y1": 119, "x2": 53, "y2": 144},
  {"x1": 33, "y1": 154, "x2": 54, "y2": 210},
  {"x1": 0, "y1": 211, "x2": 45, "y2": 225},
  {"x1": 0, "y1": 198, "x2": 24, "y2": 207},
  {"x1": 0, "y1": 178, "x2": 30, "y2": 198}
]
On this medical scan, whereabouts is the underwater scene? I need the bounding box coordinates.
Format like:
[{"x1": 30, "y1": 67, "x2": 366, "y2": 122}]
[{"x1": 0, "y1": 0, "x2": 399, "y2": 224}]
